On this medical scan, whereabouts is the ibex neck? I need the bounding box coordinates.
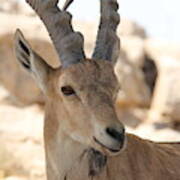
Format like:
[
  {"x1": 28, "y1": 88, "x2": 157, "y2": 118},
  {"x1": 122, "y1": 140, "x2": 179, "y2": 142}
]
[
  {"x1": 44, "y1": 99, "x2": 146, "y2": 180},
  {"x1": 44, "y1": 101, "x2": 89, "y2": 179}
]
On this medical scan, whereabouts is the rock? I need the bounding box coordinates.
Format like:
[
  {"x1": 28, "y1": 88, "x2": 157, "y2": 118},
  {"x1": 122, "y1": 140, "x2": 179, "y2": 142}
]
[
  {"x1": 5, "y1": 176, "x2": 26, "y2": 180},
  {"x1": 144, "y1": 38, "x2": 180, "y2": 62},
  {"x1": 115, "y1": 56, "x2": 151, "y2": 108},
  {"x1": 127, "y1": 122, "x2": 180, "y2": 142},
  {"x1": 0, "y1": 0, "x2": 34, "y2": 16},
  {"x1": 119, "y1": 36, "x2": 158, "y2": 96},
  {"x1": 120, "y1": 36, "x2": 145, "y2": 67},
  {"x1": 142, "y1": 55, "x2": 158, "y2": 94},
  {"x1": 144, "y1": 38, "x2": 180, "y2": 123},
  {"x1": 117, "y1": 37, "x2": 158, "y2": 107},
  {"x1": 119, "y1": 19, "x2": 147, "y2": 38},
  {"x1": 116, "y1": 107, "x2": 148, "y2": 128},
  {"x1": 0, "y1": 170, "x2": 5, "y2": 179},
  {"x1": 0, "y1": 0, "x2": 19, "y2": 13},
  {"x1": 148, "y1": 57, "x2": 180, "y2": 122}
]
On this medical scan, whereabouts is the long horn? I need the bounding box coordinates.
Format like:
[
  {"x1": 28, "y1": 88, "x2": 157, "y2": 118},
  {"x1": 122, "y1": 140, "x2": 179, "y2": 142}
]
[
  {"x1": 26, "y1": 0, "x2": 86, "y2": 68},
  {"x1": 92, "y1": 0, "x2": 120, "y2": 64}
]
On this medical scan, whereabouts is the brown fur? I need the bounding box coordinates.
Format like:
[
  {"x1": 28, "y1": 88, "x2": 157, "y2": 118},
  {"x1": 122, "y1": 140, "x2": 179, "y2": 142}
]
[
  {"x1": 62, "y1": 134, "x2": 180, "y2": 180},
  {"x1": 41, "y1": 59, "x2": 123, "y2": 179},
  {"x1": 41, "y1": 60, "x2": 180, "y2": 180}
]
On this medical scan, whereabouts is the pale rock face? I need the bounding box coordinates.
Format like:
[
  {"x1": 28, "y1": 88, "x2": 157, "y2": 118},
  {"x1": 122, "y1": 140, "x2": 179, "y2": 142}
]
[
  {"x1": 120, "y1": 36, "x2": 145, "y2": 67},
  {"x1": 0, "y1": 0, "x2": 34, "y2": 15},
  {"x1": 142, "y1": 56, "x2": 158, "y2": 94},
  {"x1": 143, "y1": 38, "x2": 180, "y2": 123},
  {"x1": 144, "y1": 38, "x2": 180, "y2": 62},
  {"x1": 115, "y1": 57, "x2": 151, "y2": 108},
  {"x1": 148, "y1": 57, "x2": 180, "y2": 122},
  {"x1": 119, "y1": 18, "x2": 147, "y2": 38}
]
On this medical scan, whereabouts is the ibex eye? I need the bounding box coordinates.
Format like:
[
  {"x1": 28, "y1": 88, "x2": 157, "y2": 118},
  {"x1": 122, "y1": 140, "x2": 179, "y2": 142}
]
[{"x1": 61, "y1": 86, "x2": 75, "y2": 96}]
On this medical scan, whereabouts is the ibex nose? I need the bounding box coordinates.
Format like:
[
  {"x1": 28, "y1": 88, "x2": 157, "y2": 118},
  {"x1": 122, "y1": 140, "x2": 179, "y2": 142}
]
[
  {"x1": 94, "y1": 123, "x2": 126, "y2": 154},
  {"x1": 106, "y1": 127, "x2": 125, "y2": 143}
]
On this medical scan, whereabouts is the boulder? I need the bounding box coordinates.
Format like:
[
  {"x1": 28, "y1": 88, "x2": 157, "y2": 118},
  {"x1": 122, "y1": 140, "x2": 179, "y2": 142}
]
[
  {"x1": 144, "y1": 38, "x2": 180, "y2": 123},
  {"x1": 142, "y1": 54, "x2": 158, "y2": 94},
  {"x1": 0, "y1": 0, "x2": 34, "y2": 16},
  {"x1": 115, "y1": 56, "x2": 151, "y2": 108},
  {"x1": 120, "y1": 36, "x2": 145, "y2": 67},
  {"x1": 144, "y1": 38, "x2": 180, "y2": 62},
  {"x1": 148, "y1": 57, "x2": 180, "y2": 122},
  {"x1": 119, "y1": 37, "x2": 158, "y2": 96},
  {"x1": 119, "y1": 19, "x2": 147, "y2": 38}
]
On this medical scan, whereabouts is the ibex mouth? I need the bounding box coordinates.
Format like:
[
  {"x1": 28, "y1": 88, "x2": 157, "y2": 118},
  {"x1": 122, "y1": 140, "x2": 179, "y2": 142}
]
[{"x1": 93, "y1": 137, "x2": 120, "y2": 153}]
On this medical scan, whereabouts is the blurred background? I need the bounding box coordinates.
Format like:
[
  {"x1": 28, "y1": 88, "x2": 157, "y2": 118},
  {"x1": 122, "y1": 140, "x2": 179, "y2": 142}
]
[{"x1": 1, "y1": 0, "x2": 180, "y2": 179}]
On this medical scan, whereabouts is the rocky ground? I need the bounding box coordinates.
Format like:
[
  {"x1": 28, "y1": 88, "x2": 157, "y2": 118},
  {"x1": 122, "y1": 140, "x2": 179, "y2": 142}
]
[{"x1": 0, "y1": 87, "x2": 45, "y2": 180}]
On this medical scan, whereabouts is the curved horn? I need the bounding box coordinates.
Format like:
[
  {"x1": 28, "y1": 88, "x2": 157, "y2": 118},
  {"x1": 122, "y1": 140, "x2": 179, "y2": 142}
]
[
  {"x1": 92, "y1": 0, "x2": 120, "y2": 64},
  {"x1": 26, "y1": 0, "x2": 86, "y2": 68}
]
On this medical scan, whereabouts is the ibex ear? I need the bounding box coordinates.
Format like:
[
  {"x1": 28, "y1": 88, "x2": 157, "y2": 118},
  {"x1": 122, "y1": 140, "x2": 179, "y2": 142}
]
[{"x1": 14, "y1": 29, "x2": 52, "y2": 93}]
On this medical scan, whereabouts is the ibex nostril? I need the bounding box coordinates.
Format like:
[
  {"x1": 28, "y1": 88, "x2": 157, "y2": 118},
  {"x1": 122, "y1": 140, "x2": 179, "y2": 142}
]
[{"x1": 106, "y1": 127, "x2": 125, "y2": 143}]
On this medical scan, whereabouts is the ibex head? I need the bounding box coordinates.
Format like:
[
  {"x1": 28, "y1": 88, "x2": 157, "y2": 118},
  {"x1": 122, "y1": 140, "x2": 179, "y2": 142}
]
[{"x1": 14, "y1": 0, "x2": 125, "y2": 156}]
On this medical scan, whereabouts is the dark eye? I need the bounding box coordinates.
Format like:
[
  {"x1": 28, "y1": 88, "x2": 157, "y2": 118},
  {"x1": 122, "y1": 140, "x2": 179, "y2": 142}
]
[{"x1": 61, "y1": 86, "x2": 75, "y2": 96}]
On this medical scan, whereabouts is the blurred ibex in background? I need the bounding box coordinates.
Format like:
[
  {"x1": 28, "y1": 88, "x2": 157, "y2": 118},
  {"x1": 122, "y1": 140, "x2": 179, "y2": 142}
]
[{"x1": 14, "y1": 0, "x2": 180, "y2": 179}]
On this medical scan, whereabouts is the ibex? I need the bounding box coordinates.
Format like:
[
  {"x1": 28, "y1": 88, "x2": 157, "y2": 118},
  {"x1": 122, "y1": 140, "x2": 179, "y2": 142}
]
[{"x1": 14, "y1": 0, "x2": 180, "y2": 179}]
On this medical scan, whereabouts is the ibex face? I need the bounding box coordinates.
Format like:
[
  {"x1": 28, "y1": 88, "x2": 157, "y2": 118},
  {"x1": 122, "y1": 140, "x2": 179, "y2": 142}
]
[
  {"x1": 14, "y1": 29, "x2": 125, "y2": 155},
  {"x1": 14, "y1": 0, "x2": 125, "y2": 169},
  {"x1": 56, "y1": 60, "x2": 125, "y2": 155}
]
